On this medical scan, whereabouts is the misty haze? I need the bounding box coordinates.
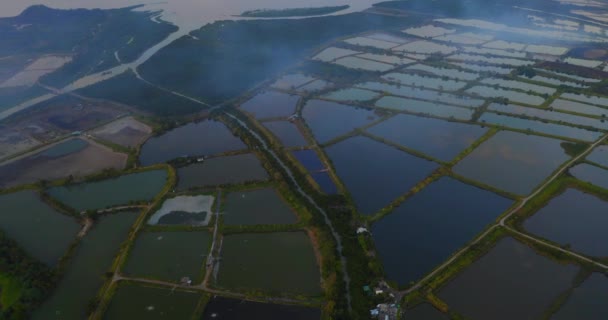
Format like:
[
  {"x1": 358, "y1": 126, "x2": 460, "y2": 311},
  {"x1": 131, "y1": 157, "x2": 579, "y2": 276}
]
[{"x1": 0, "y1": 0, "x2": 607, "y2": 319}]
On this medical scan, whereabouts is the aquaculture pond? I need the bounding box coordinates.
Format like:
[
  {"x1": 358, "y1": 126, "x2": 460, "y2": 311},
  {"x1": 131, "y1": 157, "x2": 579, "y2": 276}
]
[
  {"x1": 375, "y1": 96, "x2": 474, "y2": 120},
  {"x1": 487, "y1": 103, "x2": 608, "y2": 130},
  {"x1": 551, "y1": 99, "x2": 608, "y2": 117},
  {"x1": 302, "y1": 99, "x2": 376, "y2": 144},
  {"x1": 263, "y1": 121, "x2": 307, "y2": 148},
  {"x1": 223, "y1": 188, "x2": 297, "y2": 225},
  {"x1": 271, "y1": 74, "x2": 315, "y2": 90},
  {"x1": 406, "y1": 64, "x2": 479, "y2": 81},
  {"x1": 561, "y1": 93, "x2": 608, "y2": 108},
  {"x1": 298, "y1": 79, "x2": 332, "y2": 93},
  {"x1": 40, "y1": 139, "x2": 88, "y2": 157},
  {"x1": 202, "y1": 296, "x2": 321, "y2": 320},
  {"x1": 552, "y1": 273, "x2": 608, "y2": 320},
  {"x1": 438, "y1": 237, "x2": 578, "y2": 320},
  {"x1": 292, "y1": 149, "x2": 325, "y2": 172},
  {"x1": 139, "y1": 120, "x2": 246, "y2": 165},
  {"x1": 466, "y1": 85, "x2": 545, "y2": 106},
  {"x1": 586, "y1": 145, "x2": 608, "y2": 167},
  {"x1": 311, "y1": 172, "x2": 338, "y2": 194},
  {"x1": 148, "y1": 195, "x2": 214, "y2": 226},
  {"x1": 217, "y1": 232, "x2": 320, "y2": 295},
  {"x1": 0, "y1": 191, "x2": 80, "y2": 265},
  {"x1": 367, "y1": 114, "x2": 488, "y2": 162},
  {"x1": 240, "y1": 91, "x2": 300, "y2": 119},
  {"x1": 372, "y1": 177, "x2": 512, "y2": 286},
  {"x1": 403, "y1": 304, "x2": 449, "y2": 320},
  {"x1": 334, "y1": 56, "x2": 394, "y2": 72},
  {"x1": 480, "y1": 78, "x2": 555, "y2": 95},
  {"x1": 359, "y1": 82, "x2": 484, "y2": 108},
  {"x1": 524, "y1": 189, "x2": 608, "y2": 257},
  {"x1": 122, "y1": 231, "x2": 212, "y2": 282},
  {"x1": 478, "y1": 112, "x2": 602, "y2": 142},
  {"x1": 382, "y1": 73, "x2": 468, "y2": 91},
  {"x1": 322, "y1": 88, "x2": 380, "y2": 102},
  {"x1": 343, "y1": 36, "x2": 399, "y2": 49},
  {"x1": 453, "y1": 131, "x2": 570, "y2": 195},
  {"x1": 32, "y1": 212, "x2": 138, "y2": 320},
  {"x1": 325, "y1": 136, "x2": 438, "y2": 215},
  {"x1": 313, "y1": 47, "x2": 360, "y2": 62},
  {"x1": 48, "y1": 169, "x2": 168, "y2": 212},
  {"x1": 177, "y1": 153, "x2": 268, "y2": 190},
  {"x1": 103, "y1": 284, "x2": 201, "y2": 320},
  {"x1": 570, "y1": 164, "x2": 608, "y2": 190}
]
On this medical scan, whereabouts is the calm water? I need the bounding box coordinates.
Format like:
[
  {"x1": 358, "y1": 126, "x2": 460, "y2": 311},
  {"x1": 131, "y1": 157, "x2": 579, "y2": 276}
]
[
  {"x1": 323, "y1": 88, "x2": 380, "y2": 102},
  {"x1": 302, "y1": 99, "x2": 376, "y2": 144},
  {"x1": 524, "y1": 189, "x2": 608, "y2": 257},
  {"x1": 375, "y1": 96, "x2": 474, "y2": 120},
  {"x1": 103, "y1": 283, "x2": 201, "y2": 320},
  {"x1": 487, "y1": 103, "x2": 608, "y2": 130},
  {"x1": 39, "y1": 139, "x2": 88, "y2": 158},
  {"x1": 368, "y1": 114, "x2": 488, "y2": 162},
  {"x1": 240, "y1": 91, "x2": 300, "y2": 120},
  {"x1": 325, "y1": 136, "x2": 438, "y2": 215},
  {"x1": 224, "y1": 188, "x2": 297, "y2": 225},
  {"x1": 586, "y1": 145, "x2": 608, "y2": 167},
  {"x1": 453, "y1": 131, "x2": 570, "y2": 195},
  {"x1": 570, "y1": 163, "x2": 608, "y2": 190},
  {"x1": 177, "y1": 153, "x2": 268, "y2": 190},
  {"x1": 202, "y1": 296, "x2": 321, "y2": 320},
  {"x1": 372, "y1": 177, "x2": 512, "y2": 286},
  {"x1": 552, "y1": 273, "x2": 608, "y2": 320},
  {"x1": 0, "y1": 190, "x2": 79, "y2": 265},
  {"x1": 312, "y1": 172, "x2": 338, "y2": 194},
  {"x1": 263, "y1": 121, "x2": 307, "y2": 148},
  {"x1": 122, "y1": 231, "x2": 211, "y2": 282},
  {"x1": 478, "y1": 112, "x2": 602, "y2": 142},
  {"x1": 139, "y1": 120, "x2": 246, "y2": 165},
  {"x1": 217, "y1": 232, "x2": 320, "y2": 295},
  {"x1": 32, "y1": 211, "x2": 138, "y2": 320},
  {"x1": 292, "y1": 149, "x2": 325, "y2": 172},
  {"x1": 48, "y1": 169, "x2": 167, "y2": 211},
  {"x1": 439, "y1": 237, "x2": 578, "y2": 320}
]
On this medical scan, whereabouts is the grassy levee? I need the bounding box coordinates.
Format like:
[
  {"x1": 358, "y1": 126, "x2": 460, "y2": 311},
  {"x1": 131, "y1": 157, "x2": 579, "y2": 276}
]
[
  {"x1": 88, "y1": 165, "x2": 175, "y2": 319},
  {"x1": 219, "y1": 109, "x2": 383, "y2": 319}
]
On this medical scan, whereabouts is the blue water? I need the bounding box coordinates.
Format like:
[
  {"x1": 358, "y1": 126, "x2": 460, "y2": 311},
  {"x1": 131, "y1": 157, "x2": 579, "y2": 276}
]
[
  {"x1": 292, "y1": 149, "x2": 324, "y2": 172},
  {"x1": 39, "y1": 138, "x2": 89, "y2": 158},
  {"x1": 311, "y1": 172, "x2": 338, "y2": 194},
  {"x1": 372, "y1": 177, "x2": 512, "y2": 286},
  {"x1": 264, "y1": 121, "x2": 307, "y2": 148},
  {"x1": 240, "y1": 91, "x2": 300, "y2": 119},
  {"x1": 524, "y1": 188, "x2": 608, "y2": 257},
  {"x1": 368, "y1": 114, "x2": 487, "y2": 162},
  {"x1": 325, "y1": 136, "x2": 437, "y2": 215},
  {"x1": 139, "y1": 120, "x2": 246, "y2": 165},
  {"x1": 302, "y1": 99, "x2": 376, "y2": 144},
  {"x1": 570, "y1": 163, "x2": 608, "y2": 190},
  {"x1": 453, "y1": 131, "x2": 570, "y2": 196},
  {"x1": 552, "y1": 273, "x2": 608, "y2": 320}
]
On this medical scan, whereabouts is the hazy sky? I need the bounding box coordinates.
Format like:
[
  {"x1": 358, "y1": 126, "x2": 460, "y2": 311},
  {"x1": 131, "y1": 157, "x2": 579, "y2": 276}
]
[{"x1": 0, "y1": 0, "x2": 381, "y2": 30}]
